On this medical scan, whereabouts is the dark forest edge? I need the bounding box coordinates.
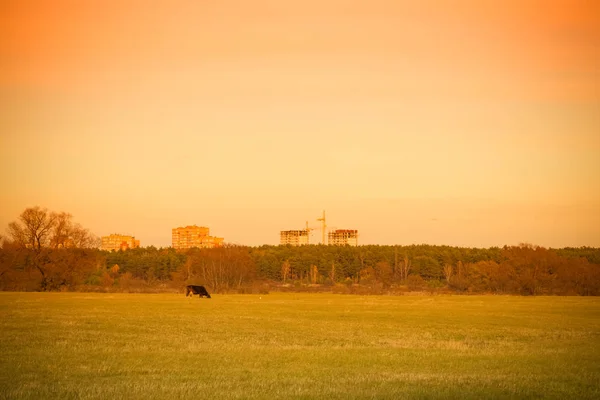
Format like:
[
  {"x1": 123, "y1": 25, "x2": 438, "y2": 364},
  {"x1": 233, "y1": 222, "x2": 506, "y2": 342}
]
[{"x1": 1, "y1": 207, "x2": 599, "y2": 295}]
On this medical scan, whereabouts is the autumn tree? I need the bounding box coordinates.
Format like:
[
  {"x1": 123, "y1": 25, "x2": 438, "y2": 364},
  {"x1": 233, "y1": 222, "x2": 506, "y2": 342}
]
[
  {"x1": 0, "y1": 239, "x2": 23, "y2": 289},
  {"x1": 185, "y1": 245, "x2": 256, "y2": 293},
  {"x1": 374, "y1": 261, "x2": 393, "y2": 288},
  {"x1": 449, "y1": 261, "x2": 471, "y2": 292},
  {"x1": 502, "y1": 244, "x2": 556, "y2": 295},
  {"x1": 358, "y1": 266, "x2": 375, "y2": 284},
  {"x1": 109, "y1": 264, "x2": 120, "y2": 278},
  {"x1": 5, "y1": 207, "x2": 101, "y2": 291}
]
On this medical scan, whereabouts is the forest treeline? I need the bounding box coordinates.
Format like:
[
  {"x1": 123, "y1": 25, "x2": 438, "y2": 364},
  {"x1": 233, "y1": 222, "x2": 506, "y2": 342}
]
[{"x1": 1, "y1": 207, "x2": 599, "y2": 295}]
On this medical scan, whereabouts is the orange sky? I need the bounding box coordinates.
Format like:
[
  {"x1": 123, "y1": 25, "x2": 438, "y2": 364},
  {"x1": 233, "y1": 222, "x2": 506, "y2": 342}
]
[{"x1": 1, "y1": 0, "x2": 599, "y2": 247}]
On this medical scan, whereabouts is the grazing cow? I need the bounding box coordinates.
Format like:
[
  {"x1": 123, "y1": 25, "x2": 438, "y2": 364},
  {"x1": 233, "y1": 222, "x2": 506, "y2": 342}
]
[{"x1": 186, "y1": 285, "x2": 211, "y2": 298}]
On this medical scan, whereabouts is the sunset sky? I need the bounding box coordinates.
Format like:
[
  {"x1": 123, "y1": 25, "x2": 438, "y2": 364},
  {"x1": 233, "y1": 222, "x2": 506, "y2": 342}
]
[{"x1": 1, "y1": 0, "x2": 599, "y2": 248}]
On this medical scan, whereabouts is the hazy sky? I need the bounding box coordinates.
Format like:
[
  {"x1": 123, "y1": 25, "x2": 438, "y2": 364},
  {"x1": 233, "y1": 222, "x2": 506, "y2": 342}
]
[{"x1": 1, "y1": 0, "x2": 599, "y2": 248}]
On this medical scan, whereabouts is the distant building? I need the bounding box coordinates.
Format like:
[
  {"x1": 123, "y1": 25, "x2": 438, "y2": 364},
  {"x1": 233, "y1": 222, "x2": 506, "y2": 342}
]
[
  {"x1": 280, "y1": 230, "x2": 309, "y2": 246},
  {"x1": 172, "y1": 225, "x2": 224, "y2": 249},
  {"x1": 328, "y1": 229, "x2": 358, "y2": 246},
  {"x1": 101, "y1": 234, "x2": 140, "y2": 251}
]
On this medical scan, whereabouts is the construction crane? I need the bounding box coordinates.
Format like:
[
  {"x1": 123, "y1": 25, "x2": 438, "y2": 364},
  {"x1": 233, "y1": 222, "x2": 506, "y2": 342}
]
[
  {"x1": 305, "y1": 221, "x2": 313, "y2": 245},
  {"x1": 316, "y1": 210, "x2": 327, "y2": 245}
]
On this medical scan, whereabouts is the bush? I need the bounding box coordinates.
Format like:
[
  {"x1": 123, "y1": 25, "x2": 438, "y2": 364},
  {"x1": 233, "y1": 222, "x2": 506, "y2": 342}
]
[
  {"x1": 331, "y1": 284, "x2": 351, "y2": 294},
  {"x1": 407, "y1": 275, "x2": 426, "y2": 291}
]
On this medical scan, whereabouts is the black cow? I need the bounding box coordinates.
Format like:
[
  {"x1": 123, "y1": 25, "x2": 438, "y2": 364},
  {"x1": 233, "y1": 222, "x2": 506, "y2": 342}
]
[{"x1": 186, "y1": 285, "x2": 211, "y2": 298}]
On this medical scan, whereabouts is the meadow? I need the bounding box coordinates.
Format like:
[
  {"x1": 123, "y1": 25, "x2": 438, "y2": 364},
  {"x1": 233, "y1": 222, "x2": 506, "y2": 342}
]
[{"x1": 1, "y1": 293, "x2": 599, "y2": 399}]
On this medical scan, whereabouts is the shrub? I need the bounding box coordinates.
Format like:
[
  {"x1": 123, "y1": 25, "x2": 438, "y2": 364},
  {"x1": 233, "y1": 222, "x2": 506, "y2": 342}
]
[{"x1": 407, "y1": 275, "x2": 426, "y2": 291}]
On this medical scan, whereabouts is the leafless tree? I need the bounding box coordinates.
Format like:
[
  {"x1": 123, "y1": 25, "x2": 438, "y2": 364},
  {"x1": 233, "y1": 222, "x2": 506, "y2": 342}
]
[
  {"x1": 8, "y1": 206, "x2": 57, "y2": 250},
  {"x1": 187, "y1": 245, "x2": 256, "y2": 293},
  {"x1": 51, "y1": 212, "x2": 98, "y2": 249},
  {"x1": 400, "y1": 256, "x2": 411, "y2": 281},
  {"x1": 50, "y1": 212, "x2": 72, "y2": 248},
  {"x1": 443, "y1": 263, "x2": 453, "y2": 283},
  {"x1": 5, "y1": 207, "x2": 100, "y2": 290}
]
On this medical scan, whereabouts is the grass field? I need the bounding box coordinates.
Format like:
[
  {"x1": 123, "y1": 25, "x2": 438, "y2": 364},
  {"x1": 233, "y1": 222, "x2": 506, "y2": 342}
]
[{"x1": 1, "y1": 293, "x2": 599, "y2": 399}]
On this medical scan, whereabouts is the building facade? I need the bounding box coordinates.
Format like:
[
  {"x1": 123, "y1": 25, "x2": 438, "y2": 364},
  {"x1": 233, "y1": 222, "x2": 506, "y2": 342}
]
[
  {"x1": 101, "y1": 234, "x2": 140, "y2": 251},
  {"x1": 172, "y1": 225, "x2": 224, "y2": 249},
  {"x1": 280, "y1": 230, "x2": 310, "y2": 246},
  {"x1": 328, "y1": 229, "x2": 358, "y2": 246}
]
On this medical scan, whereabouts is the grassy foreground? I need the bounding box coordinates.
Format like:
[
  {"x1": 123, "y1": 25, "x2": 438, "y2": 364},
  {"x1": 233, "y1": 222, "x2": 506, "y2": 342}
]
[{"x1": 0, "y1": 293, "x2": 599, "y2": 399}]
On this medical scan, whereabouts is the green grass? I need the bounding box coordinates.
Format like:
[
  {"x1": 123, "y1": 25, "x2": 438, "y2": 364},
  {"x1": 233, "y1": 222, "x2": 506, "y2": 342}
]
[{"x1": 1, "y1": 293, "x2": 599, "y2": 399}]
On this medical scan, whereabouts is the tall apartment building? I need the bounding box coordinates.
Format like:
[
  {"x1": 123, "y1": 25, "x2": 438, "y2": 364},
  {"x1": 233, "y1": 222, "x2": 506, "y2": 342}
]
[
  {"x1": 101, "y1": 234, "x2": 140, "y2": 251},
  {"x1": 280, "y1": 230, "x2": 309, "y2": 246},
  {"x1": 172, "y1": 225, "x2": 224, "y2": 249},
  {"x1": 328, "y1": 229, "x2": 358, "y2": 246}
]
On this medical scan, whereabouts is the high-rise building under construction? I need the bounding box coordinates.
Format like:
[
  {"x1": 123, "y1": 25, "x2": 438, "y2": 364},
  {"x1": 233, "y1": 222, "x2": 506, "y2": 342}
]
[
  {"x1": 328, "y1": 229, "x2": 358, "y2": 246},
  {"x1": 280, "y1": 230, "x2": 309, "y2": 246}
]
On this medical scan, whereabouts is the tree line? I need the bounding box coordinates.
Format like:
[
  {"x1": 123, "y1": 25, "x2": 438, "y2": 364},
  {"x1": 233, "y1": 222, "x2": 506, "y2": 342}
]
[{"x1": 1, "y1": 207, "x2": 599, "y2": 295}]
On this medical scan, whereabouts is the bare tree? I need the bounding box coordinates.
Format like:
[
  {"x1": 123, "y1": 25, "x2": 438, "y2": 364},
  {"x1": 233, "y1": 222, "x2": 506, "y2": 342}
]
[
  {"x1": 186, "y1": 245, "x2": 256, "y2": 293},
  {"x1": 443, "y1": 263, "x2": 453, "y2": 284},
  {"x1": 401, "y1": 256, "x2": 411, "y2": 282},
  {"x1": 5, "y1": 207, "x2": 100, "y2": 290},
  {"x1": 51, "y1": 212, "x2": 98, "y2": 249},
  {"x1": 50, "y1": 212, "x2": 72, "y2": 248},
  {"x1": 8, "y1": 206, "x2": 57, "y2": 250}
]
